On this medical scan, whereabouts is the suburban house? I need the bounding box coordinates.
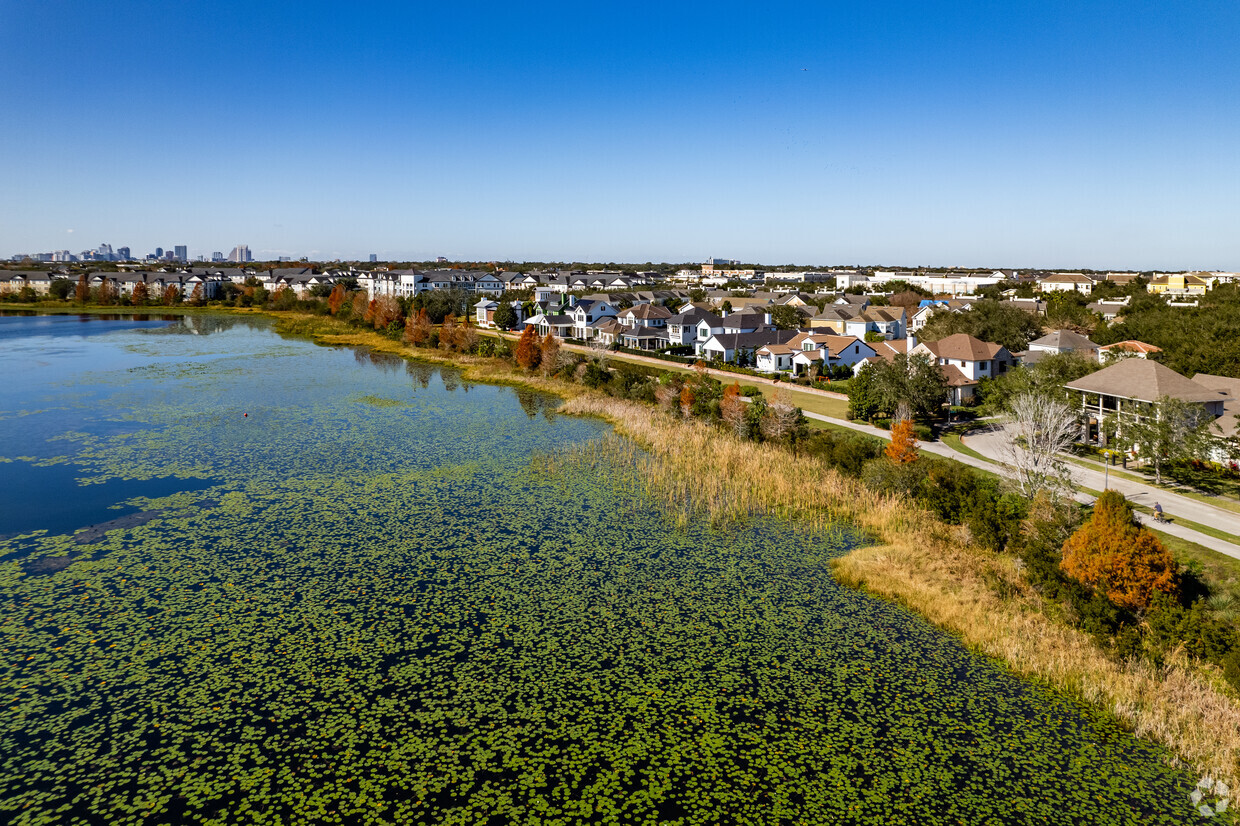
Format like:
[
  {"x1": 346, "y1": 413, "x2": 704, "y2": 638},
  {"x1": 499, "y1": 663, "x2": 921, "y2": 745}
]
[
  {"x1": 834, "y1": 293, "x2": 870, "y2": 308},
  {"x1": 1098, "y1": 340, "x2": 1162, "y2": 363},
  {"x1": 1020, "y1": 329, "x2": 1100, "y2": 365},
  {"x1": 1191, "y1": 374, "x2": 1240, "y2": 440},
  {"x1": 1086, "y1": 297, "x2": 1129, "y2": 321},
  {"x1": 524, "y1": 313, "x2": 574, "y2": 339},
  {"x1": 474, "y1": 299, "x2": 527, "y2": 329},
  {"x1": 1065, "y1": 359, "x2": 1231, "y2": 445},
  {"x1": 569, "y1": 299, "x2": 618, "y2": 339},
  {"x1": 618, "y1": 303, "x2": 672, "y2": 329},
  {"x1": 909, "y1": 301, "x2": 949, "y2": 332},
  {"x1": 666, "y1": 307, "x2": 722, "y2": 348},
  {"x1": 592, "y1": 318, "x2": 627, "y2": 347},
  {"x1": 809, "y1": 305, "x2": 857, "y2": 334},
  {"x1": 843, "y1": 307, "x2": 906, "y2": 340},
  {"x1": 911, "y1": 333, "x2": 1014, "y2": 405},
  {"x1": 720, "y1": 310, "x2": 774, "y2": 335},
  {"x1": 1037, "y1": 272, "x2": 1096, "y2": 294},
  {"x1": 756, "y1": 332, "x2": 876, "y2": 375},
  {"x1": 1148, "y1": 273, "x2": 1209, "y2": 296},
  {"x1": 471, "y1": 273, "x2": 506, "y2": 295},
  {"x1": 702, "y1": 330, "x2": 799, "y2": 365},
  {"x1": 619, "y1": 325, "x2": 669, "y2": 350}
]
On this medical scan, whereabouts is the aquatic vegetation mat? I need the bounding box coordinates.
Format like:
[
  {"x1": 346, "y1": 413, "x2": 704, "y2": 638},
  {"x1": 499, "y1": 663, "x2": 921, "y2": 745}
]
[{"x1": 0, "y1": 314, "x2": 1204, "y2": 824}]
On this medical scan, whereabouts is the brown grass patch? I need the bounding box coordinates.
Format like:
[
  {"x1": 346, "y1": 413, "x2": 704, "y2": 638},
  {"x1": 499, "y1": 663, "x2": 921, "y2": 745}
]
[
  {"x1": 560, "y1": 394, "x2": 1240, "y2": 787},
  {"x1": 275, "y1": 311, "x2": 1240, "y2": 785}
]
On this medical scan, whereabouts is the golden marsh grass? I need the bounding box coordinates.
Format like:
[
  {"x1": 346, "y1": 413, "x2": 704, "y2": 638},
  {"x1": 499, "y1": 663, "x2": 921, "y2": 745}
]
[{"x1": 280, "y1": 312, "x2": 1240, "y2": 786}]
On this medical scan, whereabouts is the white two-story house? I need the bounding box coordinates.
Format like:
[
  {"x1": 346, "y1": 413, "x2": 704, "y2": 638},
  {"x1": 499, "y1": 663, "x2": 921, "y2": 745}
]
[{"x1": 911, "y1": 333, "x2": 1014, "y2": 404}]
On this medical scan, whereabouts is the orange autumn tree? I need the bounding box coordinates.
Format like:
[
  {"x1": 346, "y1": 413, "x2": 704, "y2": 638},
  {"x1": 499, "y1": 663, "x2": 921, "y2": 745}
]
[
  {"x1": 885, "y1": 418, "x2": 919, "y2": 464},
  {"x1": 679, "y1": 384, "x2": 696, "y2": 419},
  {"x1": 515, "y1": 326, "x2": 541, "y2": 371},
  {"x1": 327, "y1": 284, "x2": 346, "y2": 316},
  {"x1": 1060, "y1": 489, "x2": 1178, "y2": 613},
  {"x1": 131, "y1": 280, "x2": 149, "y2": 304}
]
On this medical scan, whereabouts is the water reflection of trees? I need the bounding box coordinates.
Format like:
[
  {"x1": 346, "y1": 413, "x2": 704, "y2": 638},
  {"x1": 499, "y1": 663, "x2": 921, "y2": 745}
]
[
  {"x1": 352, "y1": 348, "x2": 403, "y2": 375},
  {"x1": 148, "y1": 315, "x2": 247, "y2": 336},
  {"x1": 406, "y1": 361, "x2": 435, "y2": 389},
  {"x1": 515, "y1": 389, "x2": 558, "y2": 421}
]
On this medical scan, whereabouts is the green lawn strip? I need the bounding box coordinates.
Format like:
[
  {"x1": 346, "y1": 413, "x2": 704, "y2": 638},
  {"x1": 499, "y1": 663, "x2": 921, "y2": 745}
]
[
  {"x1": 1148, "y1": 530, "x2": 1240, "y2": 604},
  {"x1": 941, "y1": 432, "x2": 996, "y2": 464},
  {"x1": 1063, "y1": 454, "x2": 1240, "y2": 516}
]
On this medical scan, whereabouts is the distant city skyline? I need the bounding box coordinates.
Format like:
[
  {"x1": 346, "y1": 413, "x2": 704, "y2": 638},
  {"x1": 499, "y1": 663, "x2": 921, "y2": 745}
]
[{"x1": 3, "y1": 2, "x2": 1239, "y2": 270}]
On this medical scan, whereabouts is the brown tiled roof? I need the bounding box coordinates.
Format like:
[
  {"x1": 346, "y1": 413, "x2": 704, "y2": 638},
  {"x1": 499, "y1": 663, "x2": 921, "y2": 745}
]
[
  {"x1": 1041, "y1": 272, "x2": 1094, "y2": 284},
  {"x1": 940, "y1": 364, "x2": 976, "y2": 387},
  {"x1": 919, "y1": 333, "x2": 1005, "y2": 362},
  {"x1": 1066, "y1": 359, "x2": 1223, "y2": 404}
]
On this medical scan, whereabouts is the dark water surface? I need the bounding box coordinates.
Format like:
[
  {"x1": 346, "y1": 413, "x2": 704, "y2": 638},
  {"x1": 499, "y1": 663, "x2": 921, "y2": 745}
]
[{"x1": 0, "y1": 313, "x2": 1200, "y2": 824}]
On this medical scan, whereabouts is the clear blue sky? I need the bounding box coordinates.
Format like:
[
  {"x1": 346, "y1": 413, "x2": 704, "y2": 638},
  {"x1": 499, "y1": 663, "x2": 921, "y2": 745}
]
[{"x1": 3, "y1": 1, "x2": 1238, "y2": 269}]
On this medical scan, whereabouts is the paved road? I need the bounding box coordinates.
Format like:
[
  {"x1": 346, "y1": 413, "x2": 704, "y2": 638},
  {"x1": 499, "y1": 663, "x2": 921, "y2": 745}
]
[
  {"x1": 485, "y1": 330, "x2": 1240, "y2": 558},
  {"x1": 963, "y1": 423, "x2": 1240, "y2": 559}
]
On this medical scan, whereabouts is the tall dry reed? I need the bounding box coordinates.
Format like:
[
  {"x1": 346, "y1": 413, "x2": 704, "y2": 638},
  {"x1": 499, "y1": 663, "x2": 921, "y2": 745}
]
[
  {"x1": 558, "y1": 394, "x2": 1240, "y2": 788},
  {"x1": 279, "y1": 313, "x2": 1240, "y2": 787}
]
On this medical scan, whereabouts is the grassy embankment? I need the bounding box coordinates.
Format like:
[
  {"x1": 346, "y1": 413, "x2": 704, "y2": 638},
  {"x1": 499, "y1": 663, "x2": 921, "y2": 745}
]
[{"x1": 275, "y1": 313, "x2": 1240, "y2": 786}]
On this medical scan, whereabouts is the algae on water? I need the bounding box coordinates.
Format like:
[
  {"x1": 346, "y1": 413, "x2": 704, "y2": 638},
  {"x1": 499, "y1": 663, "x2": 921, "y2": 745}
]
[{"x1": 0, "y1": 314, "x2": 1203, "y2": 824}]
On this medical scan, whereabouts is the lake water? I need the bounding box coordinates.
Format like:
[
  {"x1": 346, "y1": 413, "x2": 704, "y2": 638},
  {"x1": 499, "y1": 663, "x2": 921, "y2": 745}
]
[{"x1": 0, "y1": 313, "x2": 1200, "y2": 824}]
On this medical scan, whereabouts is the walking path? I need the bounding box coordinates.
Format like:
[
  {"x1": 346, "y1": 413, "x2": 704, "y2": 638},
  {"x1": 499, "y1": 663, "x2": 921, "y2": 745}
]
[
  {"x1": 962, "y1": 424, "x2": 1240, "y2": 559},
  {"x1": 485, "y1": 330, "x2": 1240, "y2": 558}
]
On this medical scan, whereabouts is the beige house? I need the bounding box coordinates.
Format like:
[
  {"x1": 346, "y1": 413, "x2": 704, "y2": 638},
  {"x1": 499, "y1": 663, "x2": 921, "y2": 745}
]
[{"x1": 1037, "y1": 272, "x2": 1096, "y2": 295}]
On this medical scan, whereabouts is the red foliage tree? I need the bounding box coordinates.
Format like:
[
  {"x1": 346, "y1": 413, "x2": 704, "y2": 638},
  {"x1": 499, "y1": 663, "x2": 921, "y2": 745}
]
[
  {"x1": 679, "y1": 384, "x2": 696, "y2": 419},
  {"x1": 327, "y1": 284, "x2": 346, "y2": 315},
  {"x1": 163, "y1": 285, "x2": 180, "y2": 306},
  {"x1": 131, "y1": 281, "x2": 149, "y2": 304},
  {"x1": 515, "y1": 326, "x2": 541, "y2": 371},
  {"x1": 1060, "y1": 490, "x2": 1178, "y2": 613},
  {"x1": 370, "y1": 296, "x2": 402, "y2": 330},
  {"x1": 75, "y1": 275, "x2": 90, "y2": 303}
]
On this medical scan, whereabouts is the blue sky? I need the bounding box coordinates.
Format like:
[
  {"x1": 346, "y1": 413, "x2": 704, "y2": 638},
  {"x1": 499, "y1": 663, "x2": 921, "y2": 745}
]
[{"x1": 3, "y1": 1, "x2": 1239, "y2": 269}]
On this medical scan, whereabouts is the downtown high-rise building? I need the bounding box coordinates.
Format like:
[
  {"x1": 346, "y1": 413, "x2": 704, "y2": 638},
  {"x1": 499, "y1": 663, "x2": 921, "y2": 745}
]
[
  {"x1": 211, "y1": 251, "x2": 225, "y2": 262},
  {"x1": 174, "y1": 245, "x2": 188, "y2": 263},
  {"x1": 369, "y1": 253, "x2": 378, "y2": 263},
  {"x1": 228, "y1": 245, "x2": 252, "y2": 263}
]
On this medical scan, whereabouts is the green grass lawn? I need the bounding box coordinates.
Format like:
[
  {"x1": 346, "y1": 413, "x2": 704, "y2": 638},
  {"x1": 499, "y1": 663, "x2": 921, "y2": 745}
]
[
  {"x1": 940, "y1": 432, "x2": 995, "y2": 464},
  {"x1": 1151, "y1": 530, "x2": 1240, "y2": 605},
  {"x1": 1065, "y1": 453, "x2": 1240, "y2": 515}
]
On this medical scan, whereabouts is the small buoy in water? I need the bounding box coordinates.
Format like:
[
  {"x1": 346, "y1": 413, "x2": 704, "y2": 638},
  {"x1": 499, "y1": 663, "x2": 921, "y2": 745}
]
[{"x1": 244, "y1": 413, "x2": 247, "y2": 417}]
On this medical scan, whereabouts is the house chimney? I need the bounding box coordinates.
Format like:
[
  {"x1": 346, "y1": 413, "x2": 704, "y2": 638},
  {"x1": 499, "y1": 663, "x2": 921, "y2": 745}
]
[
  {"x1": 907, "y1": 332, "x2": 917, "y2": 349},
  {"x1": 764, "y1": 312, "x2": 771, "y2": 325}
]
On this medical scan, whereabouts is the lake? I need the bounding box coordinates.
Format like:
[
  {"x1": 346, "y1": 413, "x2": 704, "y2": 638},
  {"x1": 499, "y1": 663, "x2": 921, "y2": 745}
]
[{"x1": 0, "y1": 313, "x2": 1200, "y2": 824}]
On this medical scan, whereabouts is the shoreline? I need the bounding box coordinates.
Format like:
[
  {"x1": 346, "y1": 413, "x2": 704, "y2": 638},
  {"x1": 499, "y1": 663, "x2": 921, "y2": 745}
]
[
  {"x1": 10, "y1": 305, "x2": 1240, "y2": 787},
  {"x1": 273, "y1": 312, "x2": 1240, "y2": 788}
]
